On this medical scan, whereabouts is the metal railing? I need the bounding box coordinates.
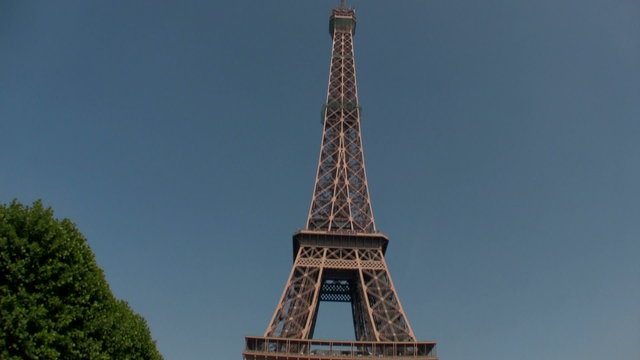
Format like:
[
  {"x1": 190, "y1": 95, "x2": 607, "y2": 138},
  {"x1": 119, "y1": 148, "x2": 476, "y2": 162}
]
[{"x1": 244, "y1": 336, "x2": 437, "y2": 359}]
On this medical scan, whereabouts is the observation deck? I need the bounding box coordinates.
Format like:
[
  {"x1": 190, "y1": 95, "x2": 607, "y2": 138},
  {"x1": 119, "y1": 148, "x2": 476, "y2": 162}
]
[{"x1": 243, "y1": 337, "x2": 438, "y2": 360}]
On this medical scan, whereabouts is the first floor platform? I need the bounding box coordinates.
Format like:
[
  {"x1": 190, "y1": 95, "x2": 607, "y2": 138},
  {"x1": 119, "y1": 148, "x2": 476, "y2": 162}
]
[{"x1": 243, "y1": 336, "x2": 438, "y2": 360}]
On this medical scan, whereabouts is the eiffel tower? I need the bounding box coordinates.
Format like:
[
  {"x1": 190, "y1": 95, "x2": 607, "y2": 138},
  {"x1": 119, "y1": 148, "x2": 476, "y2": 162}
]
[{"x1": 243, "y1": 2, "x2": 437, "y2": 359}]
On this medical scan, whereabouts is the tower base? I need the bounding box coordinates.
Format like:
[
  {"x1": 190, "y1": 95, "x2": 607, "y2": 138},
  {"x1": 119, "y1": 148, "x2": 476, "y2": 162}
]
[{"x1": 243, "y1": 336, "x2": 438, "y2": 360}]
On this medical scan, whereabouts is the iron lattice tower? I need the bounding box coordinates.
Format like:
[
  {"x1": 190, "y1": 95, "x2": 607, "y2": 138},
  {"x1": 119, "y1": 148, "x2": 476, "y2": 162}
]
[{"x1": 243, "y1": 2, "x2": 437, "y2": 359}]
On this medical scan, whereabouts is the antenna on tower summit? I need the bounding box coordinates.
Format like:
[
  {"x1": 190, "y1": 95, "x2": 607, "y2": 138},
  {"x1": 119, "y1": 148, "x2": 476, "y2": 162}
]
[{"x1": 340, "y1": 0, "x2": 347, "y2": 9}]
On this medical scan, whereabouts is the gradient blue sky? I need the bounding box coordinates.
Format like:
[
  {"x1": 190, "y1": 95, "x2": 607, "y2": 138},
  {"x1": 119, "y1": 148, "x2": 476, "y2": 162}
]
[{"x1": 2, "y1": 1, "x2": 639, "y2": 359}]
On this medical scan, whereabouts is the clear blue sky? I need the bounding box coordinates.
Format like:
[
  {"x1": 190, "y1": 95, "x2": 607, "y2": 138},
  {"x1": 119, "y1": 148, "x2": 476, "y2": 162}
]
[{"x1": 2, "y1": 1, "x2": 639, "y2": 359}]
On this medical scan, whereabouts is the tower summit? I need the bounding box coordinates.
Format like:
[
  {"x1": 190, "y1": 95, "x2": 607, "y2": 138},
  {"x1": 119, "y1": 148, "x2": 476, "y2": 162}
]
[{"x1": 243, "y1": 2, "x2": 438, "y2": 359}]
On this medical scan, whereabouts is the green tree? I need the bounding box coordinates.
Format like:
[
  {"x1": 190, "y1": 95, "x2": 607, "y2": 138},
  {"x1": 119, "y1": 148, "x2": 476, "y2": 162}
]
[{"x1": 0, "y1": 200, "x2": 163, "y2": 360}]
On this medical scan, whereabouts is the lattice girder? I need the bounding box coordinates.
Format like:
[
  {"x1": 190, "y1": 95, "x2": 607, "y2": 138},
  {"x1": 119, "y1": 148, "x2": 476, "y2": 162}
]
[
  {"x1": 307, "y1": 5, "x2": 375, "y2": 234},
  {"x1": 265, "y1": 244, "x2": 416, "y2": 342}
]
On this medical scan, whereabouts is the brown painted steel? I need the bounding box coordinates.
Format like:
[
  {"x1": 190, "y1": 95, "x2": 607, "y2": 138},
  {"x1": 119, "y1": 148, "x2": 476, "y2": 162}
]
[
  {"x1": 306, "y1": 5, "x2": 374, "y2": 233},
  {"x1": 244, "y1": 2, "x2": 438, "y2": 359}
]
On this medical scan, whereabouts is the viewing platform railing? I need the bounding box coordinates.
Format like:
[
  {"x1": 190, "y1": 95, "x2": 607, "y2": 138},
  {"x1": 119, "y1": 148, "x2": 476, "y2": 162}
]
[{"x1": 243, "y1": 336, "x2": 438, "y2": 359}]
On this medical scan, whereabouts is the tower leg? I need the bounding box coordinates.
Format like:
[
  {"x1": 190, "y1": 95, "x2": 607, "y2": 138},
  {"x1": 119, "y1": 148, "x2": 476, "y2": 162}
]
[{"x1": 265, "y1": 247, "x2": 324, "y2": 339}]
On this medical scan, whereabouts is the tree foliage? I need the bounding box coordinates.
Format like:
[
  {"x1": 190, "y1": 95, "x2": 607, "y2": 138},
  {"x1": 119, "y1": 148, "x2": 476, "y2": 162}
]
[{"x1": 0, "y1": 200, "x2": 163, "y2": 360}]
